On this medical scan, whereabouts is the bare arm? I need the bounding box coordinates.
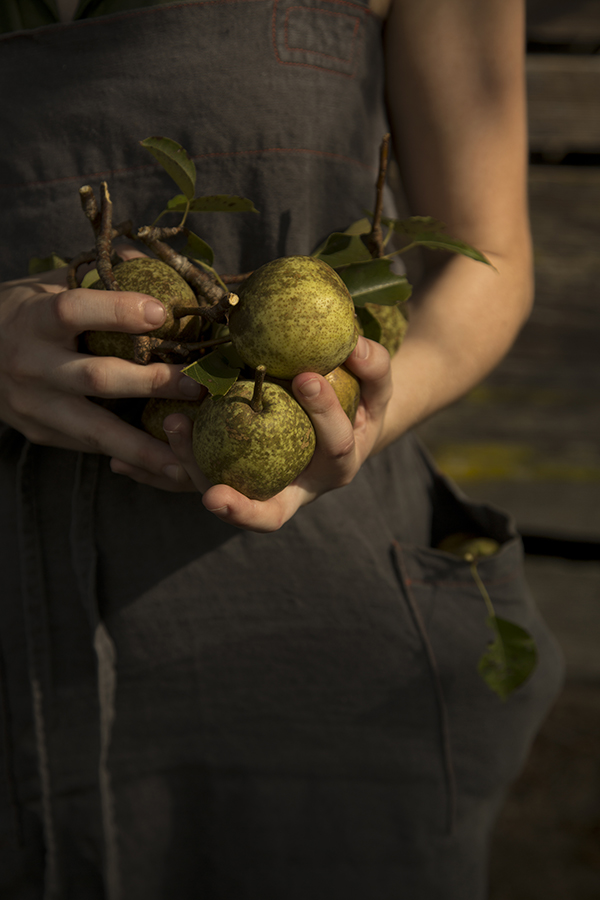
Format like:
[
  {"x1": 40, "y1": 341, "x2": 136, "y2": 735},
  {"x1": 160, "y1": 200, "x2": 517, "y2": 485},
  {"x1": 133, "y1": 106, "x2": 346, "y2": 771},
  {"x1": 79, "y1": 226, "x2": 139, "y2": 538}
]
[{"x1": 378, "y1": 0, "x2": 532, "y2": 446}]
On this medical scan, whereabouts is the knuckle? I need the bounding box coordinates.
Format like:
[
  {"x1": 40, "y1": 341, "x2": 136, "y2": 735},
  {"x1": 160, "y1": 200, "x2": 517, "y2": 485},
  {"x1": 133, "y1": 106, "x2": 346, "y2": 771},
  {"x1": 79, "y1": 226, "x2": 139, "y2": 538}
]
[
  {"x1": 81, "y1": 358, "x2": 110, "y2": 396},
  {"x1": 51, "y1": 290, "x2": 75, "y2": 330},
  {"x1": 112, "y1": 293, "x2": 142, "y2": 331}
]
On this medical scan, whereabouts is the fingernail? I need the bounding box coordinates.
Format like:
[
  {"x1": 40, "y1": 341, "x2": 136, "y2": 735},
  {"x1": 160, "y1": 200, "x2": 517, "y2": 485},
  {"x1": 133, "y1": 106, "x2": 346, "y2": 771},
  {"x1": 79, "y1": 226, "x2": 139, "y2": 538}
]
[
  {"x1": 144, "y1": 300, "x2": 166, "y2": 325},
  {"x1": 163, "y1": 464, "x2": 183, "y2": 482},
  {"x1": 298, "y1": 378, "x2": 321, "y2": 398},
  {"x1": 354, "y1": 337, "x2": 368, "y2": 359},
  {"x1": 179, "y1": 375, "x2": 203, "y2": 398}
]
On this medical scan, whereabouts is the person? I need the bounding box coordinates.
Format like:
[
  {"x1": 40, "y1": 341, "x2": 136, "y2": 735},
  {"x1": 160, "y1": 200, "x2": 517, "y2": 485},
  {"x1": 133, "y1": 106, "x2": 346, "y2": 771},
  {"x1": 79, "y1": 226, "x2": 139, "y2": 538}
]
[{"x1": 0, "y1": 1, "x2": 564, "y2": 898}]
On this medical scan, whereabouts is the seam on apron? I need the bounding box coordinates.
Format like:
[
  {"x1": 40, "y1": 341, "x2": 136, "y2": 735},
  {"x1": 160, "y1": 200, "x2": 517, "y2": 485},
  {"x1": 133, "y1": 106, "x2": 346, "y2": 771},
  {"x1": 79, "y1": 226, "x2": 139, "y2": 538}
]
[
  {"x1": 16, "y1": 441, "x2": 61, "y2": 898},
  {"x1": 70, "y1": 453, "x2": 121, "y2": 900},
  {"x1": 391, "y1": 540, "x2": 457, "y2": 836}
]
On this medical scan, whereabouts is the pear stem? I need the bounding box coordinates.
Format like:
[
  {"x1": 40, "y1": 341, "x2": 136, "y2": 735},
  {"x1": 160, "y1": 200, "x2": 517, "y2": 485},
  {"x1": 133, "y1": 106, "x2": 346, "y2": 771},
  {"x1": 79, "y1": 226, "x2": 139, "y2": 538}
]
[
  {"x1": 251, "y1": 365, "x2": 266, "y2": 413},
  {"x1": 367, "y1": 133, "x2": 390, "y2": 259}
]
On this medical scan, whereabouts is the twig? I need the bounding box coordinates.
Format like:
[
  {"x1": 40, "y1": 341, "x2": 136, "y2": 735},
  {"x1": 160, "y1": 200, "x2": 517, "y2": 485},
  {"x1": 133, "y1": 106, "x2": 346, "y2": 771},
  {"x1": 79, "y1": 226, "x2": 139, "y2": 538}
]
[
  {"x1": 145, "y1": 335, "x2": 233, "y2": 357},
  {"x1": 367, "y1": 133, "x2": 390, "y2": 259},
  {"x1": 67, "y1": 249, "x2": 97, "y2": 289},
  {"x1": 97, "y1": 182, "x2": 120, "y2": 291},
  {"x1": 134, "y1": 225, "x2": 224, "y2": 306},
  {"x1": 221, "y1": 271, "x2": 254, "y2": 284}
]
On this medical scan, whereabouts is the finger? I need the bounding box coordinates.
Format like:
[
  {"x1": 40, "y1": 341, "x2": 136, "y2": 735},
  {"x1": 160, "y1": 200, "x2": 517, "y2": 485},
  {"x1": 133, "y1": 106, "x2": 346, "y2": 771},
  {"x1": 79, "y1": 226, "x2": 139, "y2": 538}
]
[
  {"x1": 292, "y1": 373, "x2": 356, "y2": 477},
  {"x1": 163, "y1": 413, "x2": 212, "y2": 493},
  {"x1": 47, "y1": 349, "x2": 205, "y2": 401},
  {"x1": 343, "y1": 337, "x2": 392, "y2": 416},
  {"x1": 113, "y1": 244, "x2": 149, "y2": 261},
  {"x1": 109, "y1": 458, "x2": 197, "y2": 492},
  {"x1": 33, "y1": 394, "x2": 181, "y2": 472},
  {"x1": 201, "y1": 482, "x2": 307, "y2": 533},
  {"x1": 37, "y1": 287, "x2": 167, "y2": 344}
]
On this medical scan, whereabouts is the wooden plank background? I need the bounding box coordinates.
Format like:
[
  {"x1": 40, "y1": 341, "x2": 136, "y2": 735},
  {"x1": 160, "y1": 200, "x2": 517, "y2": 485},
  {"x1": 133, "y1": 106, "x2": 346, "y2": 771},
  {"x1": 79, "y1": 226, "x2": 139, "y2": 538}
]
[{"x1": 416, "y1": 0, "x2": 600, "y2": 541}]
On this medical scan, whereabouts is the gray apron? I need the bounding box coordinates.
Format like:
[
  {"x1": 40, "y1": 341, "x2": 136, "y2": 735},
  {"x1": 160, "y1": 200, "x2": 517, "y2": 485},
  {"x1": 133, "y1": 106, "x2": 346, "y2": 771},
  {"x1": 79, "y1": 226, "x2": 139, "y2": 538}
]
[{"x1": 0, "y1": 4, "x2": 564, "y2": 899}]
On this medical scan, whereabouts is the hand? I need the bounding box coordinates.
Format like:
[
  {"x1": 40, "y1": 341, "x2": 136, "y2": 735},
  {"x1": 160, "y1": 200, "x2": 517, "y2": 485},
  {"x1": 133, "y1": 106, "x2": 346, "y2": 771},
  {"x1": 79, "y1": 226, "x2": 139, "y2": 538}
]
[
  {"x1": 110, "y1": 336, "x2": 393, "y2": 531},
  {"x1": 0, "y1": 256, "x2": 204, "y2": 477}
]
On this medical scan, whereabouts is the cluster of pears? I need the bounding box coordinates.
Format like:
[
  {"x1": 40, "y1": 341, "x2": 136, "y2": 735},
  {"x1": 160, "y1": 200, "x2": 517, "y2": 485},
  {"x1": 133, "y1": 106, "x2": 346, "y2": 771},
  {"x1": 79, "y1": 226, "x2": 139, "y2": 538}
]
[{"x1": 86, "y1": 253, "x2": 370, "y2": 500}]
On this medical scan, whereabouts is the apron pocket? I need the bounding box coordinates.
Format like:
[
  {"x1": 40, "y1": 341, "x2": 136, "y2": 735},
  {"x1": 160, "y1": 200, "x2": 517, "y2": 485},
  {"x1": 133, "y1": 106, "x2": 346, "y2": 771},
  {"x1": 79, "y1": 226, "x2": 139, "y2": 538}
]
[{"x1": 390, "y1": 447, "x2": 565, "y2": 834}]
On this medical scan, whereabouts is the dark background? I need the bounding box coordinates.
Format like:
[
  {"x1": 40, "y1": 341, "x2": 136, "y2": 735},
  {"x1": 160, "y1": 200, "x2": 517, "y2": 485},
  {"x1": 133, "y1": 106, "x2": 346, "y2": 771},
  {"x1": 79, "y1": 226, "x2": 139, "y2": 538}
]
[{"x1": 415, "y1": 2, "x2": 600, "y2": 896}]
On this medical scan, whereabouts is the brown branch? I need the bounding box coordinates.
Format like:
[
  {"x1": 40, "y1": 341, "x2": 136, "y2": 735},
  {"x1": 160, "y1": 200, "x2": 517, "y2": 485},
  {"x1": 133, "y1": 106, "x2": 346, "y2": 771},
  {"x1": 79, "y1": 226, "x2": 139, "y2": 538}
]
[
  {"x1": 146, "y1": 334, "x2": 233, "y2": 357},
  {"x1": 134, "y1": 225, "x2": 223, "y2": 306},
  {"x1": 197, "y1": 292, "x2": 239, "y2": 324},
  {"x1": 221, "y1": 271, "x2": 254, "y2": 284},
  {"x1": 367, "y1": 133, "x2": 390, "y2": 259},
  {"x1": 79, "y1": 185, "x2": 101, "y2": 233},
  {"x1": 97, "y1": 182, "x2": 120, "y2": 291},
  {"x1": 67, "y1": 249, "x2": 97, "y2": 289}
]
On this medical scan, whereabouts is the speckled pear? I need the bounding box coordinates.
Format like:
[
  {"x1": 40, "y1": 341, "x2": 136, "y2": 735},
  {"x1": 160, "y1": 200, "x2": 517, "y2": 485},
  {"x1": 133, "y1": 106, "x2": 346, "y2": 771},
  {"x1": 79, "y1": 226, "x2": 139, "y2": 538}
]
[
  {"x1": 83, "y1": 257, "x2": 199, "y2": 359},
  {"x1": 229, "y1": 256, "x2": 359, "y2": 379},
  {"x1": 325, "y1": 365, "x2": 360, "y2": 423},
  {"x1": 192, "y1": 377, "x2": 316, "y2": 500}
]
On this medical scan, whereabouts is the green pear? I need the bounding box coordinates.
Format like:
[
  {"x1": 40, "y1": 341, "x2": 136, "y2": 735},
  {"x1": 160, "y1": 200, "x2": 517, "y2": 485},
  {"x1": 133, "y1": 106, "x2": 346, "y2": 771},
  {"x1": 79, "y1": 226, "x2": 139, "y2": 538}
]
[
  {"x1": 229, "y1": 256, "x2": 359, "y2": 379},
  {"x1": 141, "y1": 395, "x2": 206, "y2": 442},
  {"x1": 437, "y1": 533, "x2": 500, "y2": 560},
  {"x1": 359, "y1": 303, "x2": 408, "y2": 357},
  {"x1": 82, "y1": 257, "x2": 199, "y2": 359},
  {"x1": 325, "y1": 365, "x2": 360, "y2": 424},
  {"x1": 193, "y1": 371, "x2": 316, "y2": 500}
]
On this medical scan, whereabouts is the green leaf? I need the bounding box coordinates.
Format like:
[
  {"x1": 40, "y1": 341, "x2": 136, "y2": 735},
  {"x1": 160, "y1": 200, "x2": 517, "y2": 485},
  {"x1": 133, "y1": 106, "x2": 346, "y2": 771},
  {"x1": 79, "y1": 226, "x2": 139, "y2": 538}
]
[
  {"x1": 355, "y1": 306, "x2": 382, "y2": 343},
  {"x1": 81, "y1": 268, "x2": 99, "y2": 288},
  {"x1": 181, "y1": 347, "x2": 242, "y2": 397},
  {"x1": 338, "y1": 258, "x2": 412, "y2": 307},
  {"x1": 343, "y1": 217, "x2": 372, "y2": 236},
  {"x1": 28, "y1": 253, "x2": 68, "y2": 274},
  {"x1": 376, "y1": 215, "x2": 492, "y2": 266},
  {"x1": 140, "y1": 136, "x2": 196, "y2": 201},
  {"x1": 478, "y1": 616, "x2": 538, "y2": 701},
  {"x1": 181, "y1": 231, "x2": 214, "y2": 267},
  {"x1": 166, "y1": 194, "x2": 258, "y2": 214},
  {"x1": 379, "y1": 214, "x2": 447, "y2": 235},
  {"x1": 312, "y1": 232, "x2": 372, "y2": 268}
]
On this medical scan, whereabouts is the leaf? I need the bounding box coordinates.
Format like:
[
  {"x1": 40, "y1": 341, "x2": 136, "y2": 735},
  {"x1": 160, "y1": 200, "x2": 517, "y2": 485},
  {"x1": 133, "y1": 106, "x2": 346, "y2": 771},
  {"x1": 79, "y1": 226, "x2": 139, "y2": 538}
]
[
  {"x1": 478, "y1": 616, "x2": 538, "y2": 701},
  {"x1": 81, "y1": 268, "x2": 99, "y2": 288},
  {"x1": 181, "y1": 231, "x2": 214, "y2": 267},
  {"x1": 166, "y1": 194, "x2": 258, "y2": 214},
  {"x1": 338, "y1": 258, "x2": 412, "y2": 307},
  {"x1": 140, "y1": 136, "x2": 196, "y2": 201},
  {"x1": 375, "y1": 215, "x2": 492, "y2": 266},
  {"x1": 379, "y1": 214, "x2": 448, "y2": 235},
  {"x1": 355, "y1": 306, "x2": 382, "y2": 343},
  {"x1": 28, "y1": 253, "x2": 68, "y2": 274},
  {"x1": 343, "y1": 217, "x2": 372, "y2": 236},
  {"x1": 181, "y1": 347, "x2": 242, "y2": 397},
  {"x1": 312, "y1": 232, "x2": 372, "y2": 268}
]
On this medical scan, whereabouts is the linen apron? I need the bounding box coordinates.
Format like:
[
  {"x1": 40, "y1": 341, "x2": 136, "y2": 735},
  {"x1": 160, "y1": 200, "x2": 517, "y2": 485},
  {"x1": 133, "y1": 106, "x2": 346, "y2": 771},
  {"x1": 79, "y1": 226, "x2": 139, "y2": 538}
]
[{"x1": 0, "y1": 4, "x2": 564, "y2": 898}]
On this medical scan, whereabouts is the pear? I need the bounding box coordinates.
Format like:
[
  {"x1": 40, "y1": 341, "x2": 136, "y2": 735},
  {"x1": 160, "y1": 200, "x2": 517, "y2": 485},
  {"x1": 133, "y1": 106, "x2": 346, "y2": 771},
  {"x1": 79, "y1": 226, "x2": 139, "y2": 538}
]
[
  {"x1": 325, "y1": 366, "x2": 360, "y2": 424},
  {"x1": 437, "y1": 533, "x2": 500, "y2": 559},
  {"x1": 83, "y1": 257, "x2": 199, "y2": 359},
  {"x1": 229, "y1": 256, "x2": 358, "y2": 379},
  {"x1": 141, "y1": 395, "x2": 206, "y2": 442},
  {"x1": 359, "y1": 303, "x2": 408, "y2": 357},
  {"x1": 193, "y1": 368, "x2": 316, "y2": 500}
]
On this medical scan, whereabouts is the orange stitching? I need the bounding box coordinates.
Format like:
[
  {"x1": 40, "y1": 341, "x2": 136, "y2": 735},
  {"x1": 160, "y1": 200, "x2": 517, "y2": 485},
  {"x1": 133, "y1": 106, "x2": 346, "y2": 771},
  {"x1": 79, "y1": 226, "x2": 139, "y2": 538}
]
[
  {"x1": 272, "y1": 0, "x2": 368, "y2": 78},
  {"x1": 283, "y1": 7, "x2": 360, "y2": 64}
]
